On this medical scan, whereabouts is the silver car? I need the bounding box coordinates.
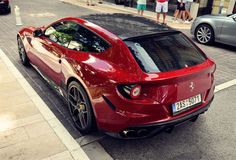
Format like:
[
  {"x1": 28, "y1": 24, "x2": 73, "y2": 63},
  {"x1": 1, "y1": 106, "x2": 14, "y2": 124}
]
[{"x1": 190, "y1": 14, "x2": 236, "y2": 46}]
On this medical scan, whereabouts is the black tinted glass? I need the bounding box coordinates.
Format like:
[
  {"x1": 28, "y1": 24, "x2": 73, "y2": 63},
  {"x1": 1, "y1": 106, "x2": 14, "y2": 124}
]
[
  {"x1": 125, "y1": 33, "x2": 207, "y2": 73},
  {"x1": 71, "y1": 26, "x2": 110, "y2": 53}
]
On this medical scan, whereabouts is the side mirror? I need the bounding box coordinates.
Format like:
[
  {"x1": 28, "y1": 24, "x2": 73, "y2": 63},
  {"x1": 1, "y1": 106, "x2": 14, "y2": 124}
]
[{"x1": 33, "y1": 28, "x2": 43, "y2": 37}]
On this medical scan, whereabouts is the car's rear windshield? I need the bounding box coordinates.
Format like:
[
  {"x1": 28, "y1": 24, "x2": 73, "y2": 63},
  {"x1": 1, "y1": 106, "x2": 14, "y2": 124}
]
[{"x1": 124, "y1": 32, "x2": 207, "y2": 73}]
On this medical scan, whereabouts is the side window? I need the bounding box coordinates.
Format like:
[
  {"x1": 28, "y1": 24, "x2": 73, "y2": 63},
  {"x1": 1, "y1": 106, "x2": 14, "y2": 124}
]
[
  {"x1": 74, "y1": 26, "x2": 109, "y2": 53},
  {"x1": 44, "y1": 21, "x2": 77, "y2": 47},
  {"x1": 44, "y1": 21, "x2": 110, "y2": 53},
  {"x1": 70, "y1": 27, "x2": 110, "y2": 53}
]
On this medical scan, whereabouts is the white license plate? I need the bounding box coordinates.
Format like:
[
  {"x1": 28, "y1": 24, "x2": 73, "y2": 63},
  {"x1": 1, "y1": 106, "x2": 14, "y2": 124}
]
[{"x1": 172, "y1": 94, "x2": 202, "y2": 115}]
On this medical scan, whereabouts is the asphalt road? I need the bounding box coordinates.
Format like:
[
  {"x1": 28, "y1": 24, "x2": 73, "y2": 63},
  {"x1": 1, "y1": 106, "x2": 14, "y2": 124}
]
[
  {"x1": 99, "y1": 86, "x2": 236, "y2": 160},
  {"x1": 0, "y1": 0, "x2": 236, "y2": 160}
]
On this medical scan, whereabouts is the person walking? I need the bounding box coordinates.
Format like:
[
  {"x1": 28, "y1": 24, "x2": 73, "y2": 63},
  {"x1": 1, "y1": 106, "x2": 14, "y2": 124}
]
[
  {"x1": 173, "y1": 0, "x2": 189, "y2": 23},
  {"x1": 137, "y1": 0, "x2": 147, "y2": 16},
  {"x1": 185, "y1": 0, "x2": 193, "y2": 21},
  {"x1": 156, "y1": 0, "x2": 168, "y2": 25}
]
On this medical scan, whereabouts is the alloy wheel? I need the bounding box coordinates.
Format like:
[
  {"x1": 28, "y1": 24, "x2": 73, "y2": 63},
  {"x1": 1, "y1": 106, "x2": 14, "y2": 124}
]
[
  {"x1": 196, "y1": 25, "x2": 213, "y2": 44},
  {"x1": 68, "y1": 85, "x2": 89, "y2": 130},
  {"x1": 17, "y1": 38, "x2": 29, "y2": 65}
]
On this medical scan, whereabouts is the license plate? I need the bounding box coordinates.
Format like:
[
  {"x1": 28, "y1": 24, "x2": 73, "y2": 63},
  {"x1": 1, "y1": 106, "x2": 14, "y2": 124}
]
[{"x1": 172, "y1": 94, "x2": 202, "y2": 115}]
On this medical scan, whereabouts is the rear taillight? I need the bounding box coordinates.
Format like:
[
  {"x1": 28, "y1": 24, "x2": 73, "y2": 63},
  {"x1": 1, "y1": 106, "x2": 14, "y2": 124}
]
[{"x1": 118, "y1": 84, "x2": 142, "y2": 99}]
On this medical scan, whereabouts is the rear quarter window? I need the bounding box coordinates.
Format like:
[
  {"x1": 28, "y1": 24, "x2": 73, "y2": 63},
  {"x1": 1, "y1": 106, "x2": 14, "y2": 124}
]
[{"x1": 125, "y1": 33, "x2": 207, "y2": 73}]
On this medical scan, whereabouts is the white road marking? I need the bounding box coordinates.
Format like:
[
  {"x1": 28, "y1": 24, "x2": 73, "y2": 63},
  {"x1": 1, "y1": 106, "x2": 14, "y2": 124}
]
[
  {"x1": 0, "y1": 49, "x2": 90, "y2": 160},
  {"x1": 214, "y1": 79, "x2": 236, "y2": 93}
]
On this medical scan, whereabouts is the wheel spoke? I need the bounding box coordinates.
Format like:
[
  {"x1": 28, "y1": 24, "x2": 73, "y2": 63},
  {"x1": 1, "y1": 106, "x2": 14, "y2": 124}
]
[
  {"x1": 68, "y1": 94, "x2": 77, "y2": 107},
  {"x1": 72, "y1": 87, "x2": 77, "y2": 100},
  {"x1": 197, "y1": 34, "x2": 204, "y2": 43},
  {"x1": 197, "y1": 34, "x2": 202, "y2": 37},
  {"x1": 78, "y1": 111, "x2": 87, "y2": 129},
  {"x1": 197, "y1": 31, "x2": 202, "y2": 35},
  {"x1": 197, "y1": 30, "x2": 203, "y2": 34},
  {"x1": 199, "y1": 27, "x2": 204, "y2": 33}
]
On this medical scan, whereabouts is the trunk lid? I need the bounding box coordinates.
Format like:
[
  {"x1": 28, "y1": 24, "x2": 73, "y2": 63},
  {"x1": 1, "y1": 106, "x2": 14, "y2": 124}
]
[{"x1": 140, "y1": 60, "x2": 215, "y2": 104}]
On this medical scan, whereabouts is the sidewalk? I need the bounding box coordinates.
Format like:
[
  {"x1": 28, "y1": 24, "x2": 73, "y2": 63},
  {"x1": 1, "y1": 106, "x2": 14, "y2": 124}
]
[
  {"x1": 0, "y1": 49, "x2": 89, "y2": 160},
  {"x1": 61, "y1": 0, "x2": 192, "y2": 30}
]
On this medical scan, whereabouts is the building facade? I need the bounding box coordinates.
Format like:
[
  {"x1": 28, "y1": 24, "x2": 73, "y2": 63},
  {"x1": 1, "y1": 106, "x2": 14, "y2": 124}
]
[{"x1": 211, "y1": 0, "x2": 236, "y2": 14}]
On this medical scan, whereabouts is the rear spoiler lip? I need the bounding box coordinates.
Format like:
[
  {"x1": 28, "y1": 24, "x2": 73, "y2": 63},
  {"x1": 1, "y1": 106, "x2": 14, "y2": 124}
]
[{"x1": 122, "y1": 30, "x2": 181, "y2": 41}]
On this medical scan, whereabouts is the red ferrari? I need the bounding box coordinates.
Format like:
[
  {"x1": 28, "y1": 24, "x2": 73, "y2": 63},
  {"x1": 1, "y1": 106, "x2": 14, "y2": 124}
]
[{"x1": 17, "y1": 14, "x2": 216, "y2": 138}]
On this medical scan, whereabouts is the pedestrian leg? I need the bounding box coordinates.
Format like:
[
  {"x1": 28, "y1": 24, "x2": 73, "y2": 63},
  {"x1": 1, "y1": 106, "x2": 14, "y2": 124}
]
[
  {"x1": 141, "y1": 10, "x2": 144, "y2": 16},
  {"x1": 163, "y1": 13, "x2": 166, "y2": 24},
  {"x1": 157, "y1": 13, "x2": 160, "y2": 23}
]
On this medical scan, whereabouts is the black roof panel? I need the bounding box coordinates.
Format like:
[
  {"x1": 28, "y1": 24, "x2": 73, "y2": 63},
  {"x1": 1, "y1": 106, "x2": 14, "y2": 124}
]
[{"x1": 80, "y1": 13, "x2": 176, "y2": 39}]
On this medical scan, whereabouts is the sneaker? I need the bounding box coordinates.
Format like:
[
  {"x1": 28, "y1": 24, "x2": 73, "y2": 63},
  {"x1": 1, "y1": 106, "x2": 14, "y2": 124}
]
[
  {"x1": 173, "y1": 20, "x2": 179, "y2": 23},
  {"x1": 188, "y1": 18, "x2": 193, "y2": 22},
  {"x1": 184, "y1": 21, "x2": 191, "y2": 24}
]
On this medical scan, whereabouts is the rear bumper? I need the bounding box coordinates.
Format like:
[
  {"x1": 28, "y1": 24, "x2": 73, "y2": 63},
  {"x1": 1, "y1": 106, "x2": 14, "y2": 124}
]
[{"x1": 106, "y1": 96, "x2": 213, "y2": 139}]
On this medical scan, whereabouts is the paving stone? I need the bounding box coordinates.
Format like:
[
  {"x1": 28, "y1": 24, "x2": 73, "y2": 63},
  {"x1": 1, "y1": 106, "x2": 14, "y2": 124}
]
[{"x1": 0, "y1": 0, "x2": 97, "y2": 139}]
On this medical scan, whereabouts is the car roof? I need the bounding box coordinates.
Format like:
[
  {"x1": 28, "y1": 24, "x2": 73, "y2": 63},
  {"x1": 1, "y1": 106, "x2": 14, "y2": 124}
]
[{"x1": 79, "y1": 13, "x2": 177, "y2": 40}]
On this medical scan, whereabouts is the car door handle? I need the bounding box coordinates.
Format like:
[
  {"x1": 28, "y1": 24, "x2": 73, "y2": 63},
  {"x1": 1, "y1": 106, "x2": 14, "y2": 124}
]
[{"x1": 58, "y1": 59, "x2": 62, "y2": 64}]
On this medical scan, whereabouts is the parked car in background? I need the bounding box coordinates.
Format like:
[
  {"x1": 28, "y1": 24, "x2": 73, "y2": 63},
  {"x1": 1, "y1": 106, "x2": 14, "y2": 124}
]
[
  {"x1": 191, "y1": 14, "x2": 236, "y2": 46},
  {"x1": 17, "y1": 14, "x2": 216, "y2": 139},
  {"x1": 0, "y1": 0, "x2": 11, "y2": 14}
]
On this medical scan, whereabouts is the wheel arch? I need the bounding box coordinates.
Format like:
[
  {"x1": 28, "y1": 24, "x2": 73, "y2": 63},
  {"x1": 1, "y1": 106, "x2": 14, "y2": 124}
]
[
  {"x1": 66, "y1": 77, "x2": 95, "y2": 111},
  {"x1": 66, "y1": 76, "x2": 98, "y2": 129}
]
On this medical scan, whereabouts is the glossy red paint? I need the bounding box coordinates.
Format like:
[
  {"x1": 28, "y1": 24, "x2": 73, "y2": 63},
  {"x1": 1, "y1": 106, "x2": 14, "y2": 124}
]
[{"x1": 17, "y1": 17, "x2": 216, "y2": 136}]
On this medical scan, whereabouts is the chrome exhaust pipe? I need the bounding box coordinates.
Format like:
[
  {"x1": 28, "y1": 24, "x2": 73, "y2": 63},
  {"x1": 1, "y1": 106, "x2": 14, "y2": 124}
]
[
  {"x1": 122, "y1": 129, "x2": 137, "y2": 138},
  {"x1": 137, "y1": 129, "x2": 149, "y2": 137}
]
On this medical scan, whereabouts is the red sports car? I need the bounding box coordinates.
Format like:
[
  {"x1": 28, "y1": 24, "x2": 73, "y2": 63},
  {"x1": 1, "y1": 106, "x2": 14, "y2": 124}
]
[{"x1": 17, "y1": 14, "x2": 216, "y2": 138}]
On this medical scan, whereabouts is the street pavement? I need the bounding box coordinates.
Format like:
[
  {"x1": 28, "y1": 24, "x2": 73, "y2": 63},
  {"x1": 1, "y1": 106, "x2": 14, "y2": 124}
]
[
  {"x1": 0, "y1": 0, "x2": 236, "y2": 160},
  {"x1": 0, "y1": 0, "x2": 98, "y2": 140},
  {"x1": 0, "y1": 49, "x2": 89, "y2": 160}
]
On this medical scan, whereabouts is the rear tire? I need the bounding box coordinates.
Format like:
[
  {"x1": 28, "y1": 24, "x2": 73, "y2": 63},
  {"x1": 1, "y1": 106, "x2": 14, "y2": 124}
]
[
  {"x1": 17, "y1": 37, "x2": 30, "y2": 66},
  {"x1": 195, "y1": 24, "x2": 214, "y2": 45},
  {"x1": 67, "y1": 81, "x2": 96, "y2": 134}
]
